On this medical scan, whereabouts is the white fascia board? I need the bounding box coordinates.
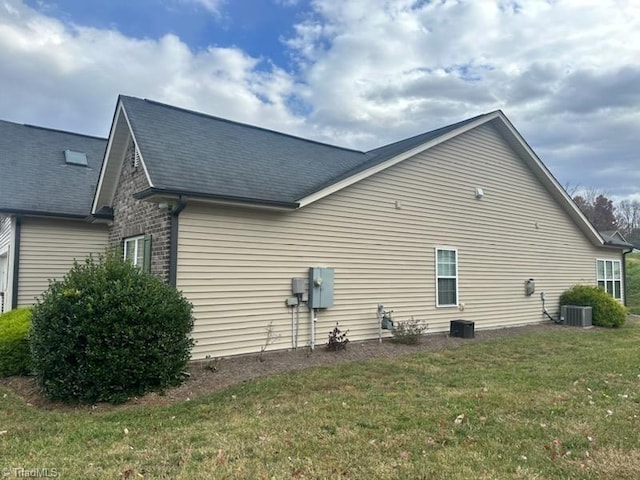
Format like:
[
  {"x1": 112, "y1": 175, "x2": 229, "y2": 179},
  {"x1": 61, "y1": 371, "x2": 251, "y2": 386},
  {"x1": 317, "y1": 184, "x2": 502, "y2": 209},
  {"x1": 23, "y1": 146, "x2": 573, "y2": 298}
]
[
  {"x1": 493, "y1": 112, "x2": 604, "y2": 246},
  {"x1": 296, "y1": 112, "x2": 500, "y2": 208},
  {"x1": 120, "y1": 106, "x2": 154, "y2": 189},
  {"x1": 91, "y1": 102, "x2": 125, "y2": 214},
  {"x1": 91, "y1": 102, "x2": 155, "y2": 214}
]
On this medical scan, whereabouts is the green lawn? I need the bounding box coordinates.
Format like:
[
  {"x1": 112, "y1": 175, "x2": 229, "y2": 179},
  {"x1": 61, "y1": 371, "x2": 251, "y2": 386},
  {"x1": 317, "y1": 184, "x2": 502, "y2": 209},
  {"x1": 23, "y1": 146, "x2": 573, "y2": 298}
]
[{"x1": 2, "y1": 323, "x2": 640, "y2": 479}]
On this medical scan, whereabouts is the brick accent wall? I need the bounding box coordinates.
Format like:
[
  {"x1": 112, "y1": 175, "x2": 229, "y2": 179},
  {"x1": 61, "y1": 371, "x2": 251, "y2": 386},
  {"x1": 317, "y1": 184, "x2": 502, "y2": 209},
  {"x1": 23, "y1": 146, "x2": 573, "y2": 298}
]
[{"x1": 108, "y1": 144, "x2": 171, "y2": 282}]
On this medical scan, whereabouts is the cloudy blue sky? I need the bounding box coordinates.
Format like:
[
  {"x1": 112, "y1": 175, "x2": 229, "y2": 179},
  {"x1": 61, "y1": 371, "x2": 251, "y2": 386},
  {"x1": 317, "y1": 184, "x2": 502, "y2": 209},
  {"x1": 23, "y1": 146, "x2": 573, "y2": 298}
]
[{"x1": 1, "y1": 0, "x2": 638, "y2": 200}]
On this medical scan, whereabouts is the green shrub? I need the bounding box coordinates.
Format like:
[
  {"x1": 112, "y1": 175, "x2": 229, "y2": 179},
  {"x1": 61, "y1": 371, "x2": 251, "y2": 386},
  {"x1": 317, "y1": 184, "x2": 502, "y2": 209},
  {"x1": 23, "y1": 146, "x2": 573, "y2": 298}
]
[
  {"x1": 30, "y1": 254, "x2": 194, "y2": 404},
  {"x1": 0, "y1": 308, "x2": 32, "y2": 377},
  {"x1": 391, "y1": 316, "x2": 427, "y2": 345},
  {"x1": 560, "y1": 285, "x2": 627, "y2": 328}
]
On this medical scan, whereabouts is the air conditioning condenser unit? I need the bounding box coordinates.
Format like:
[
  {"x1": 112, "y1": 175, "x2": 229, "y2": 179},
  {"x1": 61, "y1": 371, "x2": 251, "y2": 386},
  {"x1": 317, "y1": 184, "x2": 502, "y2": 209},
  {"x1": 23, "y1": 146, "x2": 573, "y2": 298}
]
[{"x1": 560, "y1": 305, "x2": 592, "y2": 328}]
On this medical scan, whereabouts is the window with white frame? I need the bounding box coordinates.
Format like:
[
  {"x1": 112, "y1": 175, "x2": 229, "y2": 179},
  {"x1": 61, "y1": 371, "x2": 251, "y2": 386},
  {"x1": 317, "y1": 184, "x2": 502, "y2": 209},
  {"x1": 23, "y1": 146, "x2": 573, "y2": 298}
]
[
  {"x1": 123, "y1": 235, "x2": 148, "y2": 271},
  {"x1": 596, "y1": 259, "x2": 622, "y2": 300},
  {"x1": 436, "y1": 247, "x2": 458, "y2": 307}
]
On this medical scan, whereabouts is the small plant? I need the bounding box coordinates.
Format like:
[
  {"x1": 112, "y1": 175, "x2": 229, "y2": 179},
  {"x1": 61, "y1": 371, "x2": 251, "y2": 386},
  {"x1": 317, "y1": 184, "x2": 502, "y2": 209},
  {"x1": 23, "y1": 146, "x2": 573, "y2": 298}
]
[
  {"x1": 326, "y1": 323, "x2": 349, "y2": 351},
  {"x1": 560, "y1": 284, "x2": 627, "y2": 328},
  {"x1": 259, "y1": 321, "x2": 280, "y2": 362},
  {"x1": 392, "y1": 316, "x2": 427, "y2": 345},
  {"x1": 203, "y1": 355, "x2": 218, "y2": 372},
  {"x1": 0, "y1": 308, "x2": 32, "y2": 377}
]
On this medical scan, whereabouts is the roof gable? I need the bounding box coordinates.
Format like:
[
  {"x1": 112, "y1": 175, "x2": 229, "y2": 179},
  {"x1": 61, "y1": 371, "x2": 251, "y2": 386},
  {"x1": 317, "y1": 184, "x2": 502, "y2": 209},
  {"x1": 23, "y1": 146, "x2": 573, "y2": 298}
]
[
  {"x1": 92, "y1": 96, "x2": 608, "y2": 248},
  {"x1": 0, "y1": 120, "x2": 106, "y2": 218},
  {"x1": 600, "y1": 230, "x2": 633, "y2": 248},
  {"x1": 93, "y1": 96, "x2": 494, "y2": 211}
]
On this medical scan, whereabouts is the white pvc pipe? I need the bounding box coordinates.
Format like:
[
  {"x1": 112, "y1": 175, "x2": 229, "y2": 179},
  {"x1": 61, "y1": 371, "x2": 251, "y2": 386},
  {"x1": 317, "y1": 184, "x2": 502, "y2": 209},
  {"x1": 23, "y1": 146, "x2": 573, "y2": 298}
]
[
  {"x1": 291, "y1": 306, "x2": 295, "y2": 349},
  {"x1": 310, "y1": 307, "x2": 316, "y2": 350}
]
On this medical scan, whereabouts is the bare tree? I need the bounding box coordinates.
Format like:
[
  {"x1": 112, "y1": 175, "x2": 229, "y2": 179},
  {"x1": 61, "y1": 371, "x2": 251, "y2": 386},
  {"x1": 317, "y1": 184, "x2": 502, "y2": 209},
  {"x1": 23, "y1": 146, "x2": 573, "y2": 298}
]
[
  {"x1": 563, "y1": 181, "x2": 581, "y2": 197},
  {"x1": 616, "y1": 199, "x2": 640, "y2": 242}
]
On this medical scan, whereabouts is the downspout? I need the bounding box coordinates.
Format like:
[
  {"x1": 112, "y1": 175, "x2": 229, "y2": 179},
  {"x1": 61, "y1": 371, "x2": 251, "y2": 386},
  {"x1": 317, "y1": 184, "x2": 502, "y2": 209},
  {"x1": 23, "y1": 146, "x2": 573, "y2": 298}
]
[
  {"x1": 168, "y1": 196, "x2": 187, "y2": 288},
  {"x1": 11, "y1": 215, "x2": 22, "y2": 309}
]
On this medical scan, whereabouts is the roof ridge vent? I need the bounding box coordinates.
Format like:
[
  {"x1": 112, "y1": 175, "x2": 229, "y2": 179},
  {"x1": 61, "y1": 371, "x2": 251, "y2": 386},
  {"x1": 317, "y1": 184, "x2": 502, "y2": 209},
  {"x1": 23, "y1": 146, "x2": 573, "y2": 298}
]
[{"x1": 64, "y1": 149, "x2": 88, "y2": 166}]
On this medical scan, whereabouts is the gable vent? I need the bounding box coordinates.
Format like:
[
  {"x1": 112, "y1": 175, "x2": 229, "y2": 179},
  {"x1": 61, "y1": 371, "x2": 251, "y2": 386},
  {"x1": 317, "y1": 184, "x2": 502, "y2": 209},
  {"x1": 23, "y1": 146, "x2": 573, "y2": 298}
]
[
  {"x1": 64, "y1": 150, "x2": 88, "y2": 166},
  {"x1": 127, "y1": 142, "x2": 141, "y2": 169}
]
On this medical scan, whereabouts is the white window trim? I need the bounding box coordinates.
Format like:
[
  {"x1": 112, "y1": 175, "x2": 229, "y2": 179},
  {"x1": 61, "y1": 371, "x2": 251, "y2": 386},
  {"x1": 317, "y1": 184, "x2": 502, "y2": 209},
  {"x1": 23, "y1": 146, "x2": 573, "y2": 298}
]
[
  {"x1": 124, "y1": 235, "x2": 145, "y2": 267},
  {"x1": 435, "y1": 246, "x2": 459, "y2": 308},
  {"x1": 596, "y1": 258, "x2": 622, "y2": 300}
]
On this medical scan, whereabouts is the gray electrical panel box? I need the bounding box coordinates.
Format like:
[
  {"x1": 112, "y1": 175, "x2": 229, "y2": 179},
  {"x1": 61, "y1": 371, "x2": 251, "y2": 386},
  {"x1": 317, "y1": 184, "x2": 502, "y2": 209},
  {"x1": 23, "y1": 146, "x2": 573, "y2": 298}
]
[
  {"x1": 308, "y1": 267, "x2": 334, "y2": 309},
  {"x1": 291, "y1": 277, "x2": 305, "y2": 295}
]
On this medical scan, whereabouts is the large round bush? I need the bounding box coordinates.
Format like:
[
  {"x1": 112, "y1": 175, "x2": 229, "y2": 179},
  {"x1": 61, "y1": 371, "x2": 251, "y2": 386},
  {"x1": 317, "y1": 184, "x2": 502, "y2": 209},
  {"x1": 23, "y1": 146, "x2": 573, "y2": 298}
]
[
  {"x1": 560, "y1": 285, "x2": 627, "y2": 328},
  {"x1": 30, "y1": 254, "x2": 194, "y2": 403},
  {"x1": 0, "y1": 308, "x2": 32, "y2": 377}
]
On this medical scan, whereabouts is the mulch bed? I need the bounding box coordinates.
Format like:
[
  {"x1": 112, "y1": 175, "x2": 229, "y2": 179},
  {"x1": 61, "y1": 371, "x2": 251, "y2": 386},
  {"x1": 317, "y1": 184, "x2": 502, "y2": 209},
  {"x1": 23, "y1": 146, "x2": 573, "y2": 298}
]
[{"x1": 1, "y1": 319, "x2": 624, "y2": 411}]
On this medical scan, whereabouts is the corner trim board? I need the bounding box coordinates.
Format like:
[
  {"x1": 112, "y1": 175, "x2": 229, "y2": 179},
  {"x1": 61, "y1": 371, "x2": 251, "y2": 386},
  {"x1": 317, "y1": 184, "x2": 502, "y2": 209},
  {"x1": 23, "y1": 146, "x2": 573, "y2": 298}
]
[{"x1": 11, "y1": 215, "x2": 21, "y2": 309}]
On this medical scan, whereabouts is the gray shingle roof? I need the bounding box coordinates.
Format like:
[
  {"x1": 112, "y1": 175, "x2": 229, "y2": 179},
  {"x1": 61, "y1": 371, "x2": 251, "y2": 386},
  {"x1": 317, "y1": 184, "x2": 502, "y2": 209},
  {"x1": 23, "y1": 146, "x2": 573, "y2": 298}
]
[
  {"x1": 599, "y1": 230, "x2": 634, "y2": 248},
  {"x1": 303, "y1": 114, "x2": 491, "y2": 198},
  {"x1": 365, "y1": 113, "x2": 489, "y2": 161},
  {"x1": 122, "y1": 96, "x2": 367, "y2": 205},
  {"x1": 0, "y1": 120, "x2": 106, "y2": 217},
  {"x1": 121, "y1": 96, "x2": 488, "y2": 204}
]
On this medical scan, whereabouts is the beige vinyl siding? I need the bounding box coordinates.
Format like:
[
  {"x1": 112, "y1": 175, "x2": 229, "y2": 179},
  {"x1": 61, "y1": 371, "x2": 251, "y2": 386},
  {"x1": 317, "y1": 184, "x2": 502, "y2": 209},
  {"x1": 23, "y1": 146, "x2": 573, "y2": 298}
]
[
  {"x1": 0, "y1": 215, "x2": 14, "y2": 312},
  {"x1": 177, "y1": 123, "x2": 623, "y2": 359},
  {"x1": 17, "y1": 218, "x2": 108, "y2": 306}
]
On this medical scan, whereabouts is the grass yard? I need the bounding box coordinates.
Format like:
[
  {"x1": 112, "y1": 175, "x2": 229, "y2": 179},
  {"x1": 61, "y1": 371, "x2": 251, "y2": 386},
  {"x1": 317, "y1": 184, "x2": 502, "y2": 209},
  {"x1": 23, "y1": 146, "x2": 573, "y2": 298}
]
[{"x1": 2, "y1": 323, "x2": 640, "y2": 479}]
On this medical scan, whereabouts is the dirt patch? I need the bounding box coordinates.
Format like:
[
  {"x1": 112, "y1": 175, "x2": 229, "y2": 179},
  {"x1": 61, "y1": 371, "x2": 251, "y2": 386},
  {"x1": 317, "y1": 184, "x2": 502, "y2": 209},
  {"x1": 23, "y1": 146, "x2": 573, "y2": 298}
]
[{"x1": 0, "y1": 321, "x2": 615, "y2": 411}]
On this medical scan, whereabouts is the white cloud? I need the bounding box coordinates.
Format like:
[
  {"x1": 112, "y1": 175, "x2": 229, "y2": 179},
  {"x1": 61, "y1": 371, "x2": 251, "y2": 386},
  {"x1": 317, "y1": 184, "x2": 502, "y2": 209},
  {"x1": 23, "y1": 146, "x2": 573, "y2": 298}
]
[
  {"x1": 0, "y1": 0, "x2": 304, "y2": 136},
  {"x1": 0, "y1": 0, "x2": 639, "y2": 199},
  {"x1": 281, "y1": 0, "x2": 640, "y2": 198},
  {"x1": 286, "y1": 0, "x2": 640, "y2": 135}
]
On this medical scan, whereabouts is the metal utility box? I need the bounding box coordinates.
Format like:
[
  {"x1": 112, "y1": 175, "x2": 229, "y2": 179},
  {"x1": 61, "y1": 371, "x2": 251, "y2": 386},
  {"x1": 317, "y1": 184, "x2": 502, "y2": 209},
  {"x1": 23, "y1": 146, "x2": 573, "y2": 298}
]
[
  {"x1": 560, "y1": 305, "x2": 592, "y2": 327},
  {"x1": 291, "y1": 277, "x2": 305, "y2": 295},
  {"x1": 525, "y1": 279, "x2": 535, "y2": 296},
  {"x1": 308, "y1": 267, "x2": 334, "y2": 309},
  {"x1": 450, "y1": 319, "x2": 475, "y2": 338}
]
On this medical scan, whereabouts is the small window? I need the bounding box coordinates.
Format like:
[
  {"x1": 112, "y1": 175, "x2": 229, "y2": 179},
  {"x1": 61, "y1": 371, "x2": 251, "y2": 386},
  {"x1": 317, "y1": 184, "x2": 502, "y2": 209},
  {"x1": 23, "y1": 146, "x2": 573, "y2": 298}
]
[
  {"x1": 123, "y1": 235, "x2": 151, "y2": 273},
  {"x1": 596, "y1": 259, "x2": 622, "y2": 300},
  {"x1": 436, "y1": 247, "x2": 458, "y2": 307}
]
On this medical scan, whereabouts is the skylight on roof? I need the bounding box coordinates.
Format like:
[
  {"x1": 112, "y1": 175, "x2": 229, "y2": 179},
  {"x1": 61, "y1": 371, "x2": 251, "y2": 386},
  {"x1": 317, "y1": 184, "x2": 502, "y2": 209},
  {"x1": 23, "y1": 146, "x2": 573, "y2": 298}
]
[{"x1": 64, "y1": 149, "x2": 88, "y2": 166}]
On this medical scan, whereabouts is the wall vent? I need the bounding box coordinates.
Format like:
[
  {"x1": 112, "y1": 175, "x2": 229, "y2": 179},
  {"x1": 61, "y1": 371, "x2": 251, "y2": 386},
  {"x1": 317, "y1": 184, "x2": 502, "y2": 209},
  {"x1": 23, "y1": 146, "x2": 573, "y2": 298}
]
[
  {"x1": 560, "y1": 305, "x2": 592, "y2": 327},
  {"x1": 127, "y1": 142, "x2": 141, "y2": 169}
]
